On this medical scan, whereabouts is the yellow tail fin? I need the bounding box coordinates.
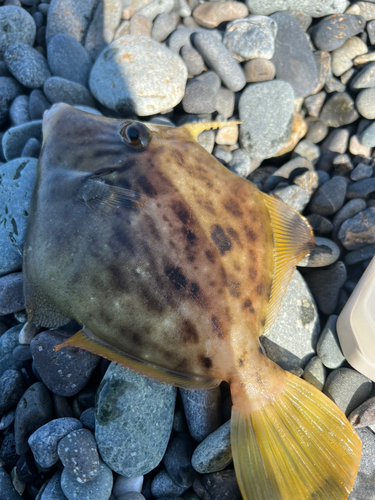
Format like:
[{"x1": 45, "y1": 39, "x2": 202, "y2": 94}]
[{"x1": 231, "y1": 372, "x2": 361, "y2": 500}]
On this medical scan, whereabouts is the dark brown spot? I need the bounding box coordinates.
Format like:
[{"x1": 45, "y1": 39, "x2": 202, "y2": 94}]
[
  {"x1": 227, "y1": 277, "x2": 240, "y2": 297},
  {"x1": 140, "y1": 286, "x2": 164, "y2": 313},
  {"x1": 131, "y1": 333, "x2": 143, "y2": 346},
  {"x1": 226, "y1": 227, "x2": 242, "y2": 247},
  {"x1": 205, "y1": 250, "x2": 215, "y2": 264},
  {"x1": 137, "y1": 175, "x2": 157, "y2": 196},
  {"x1": 238, "y1": 358, "x2": 243, "y2": 367},
  {"x1": 212, "y1": 316, "x2": 224, "y2": 338},
  {"x1": 249, "y1": 268, "x2": 257, "y2": 280},
  {"x1": 181, "y1": 320, "x2": 199, "y2": 343},
  {"x1": 204, "y1": 200, "x2": 215, "y2": 215},
  {"x1": 107, "y1": 265, "x2": 126, "y2": 291},
  {"x1": 186, "y1": 230, "x2": 196, "y2": 244},
  {"x1": 162, "y1": 215, "x2": 169, "y2": 222},
  {"x1": 224, "y1": 198, "x2": 243, "y2": 217},
  {"x1": 200, "y1": 355, "x2": 212, "y2": 369},
  {"x1": 172, "y1": 201, "x2": 190, "y2": 225},
  {"x1": 244, "y1": 226, "x2": 258, "y2": 242},
  {"x1": 165, "y1": 266, "x2": 187, "y2": 290},
  {"x1": 256, "y1": 283, "x2": 264, "y2": 295},
  {"x1": 211, "y1": 225, "x2": 231, "y2": 255},
  {"x1": 190, "y1": 282, "x2": 200, "y2": 297},
  {"x1": 144, "y1": 214, "x2": 160, "y2": 241},
  {"x1": 171, "y1": 149, "x2": 184, "y2": 165},
  {"x1": 243, "y1": 299, "x2": 255, "y2": 314}
]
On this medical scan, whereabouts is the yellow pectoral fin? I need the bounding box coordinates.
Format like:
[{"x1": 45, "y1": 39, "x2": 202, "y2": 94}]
[
  {"x1": 262, "y1": 193, "x2": 314, "y2": 333},
  {"x1": 54, "y1": 328, "x2": 220, "y2": 390},
  {"x1": 231, "y1": 372, "x2": 361, "y2": 500},
  {"x1": 181, "y1": 121, "x2": 241, "y2": 142}
]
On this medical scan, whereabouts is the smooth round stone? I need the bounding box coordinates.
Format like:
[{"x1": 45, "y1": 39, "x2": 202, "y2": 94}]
[
  {"x1": 305, "y1": 119, "x2": 328, "y2": 143},
  {"x1": 12, "y1": 344, "x2": 32, "y2": 361},
  {"x1": 0, "y1": 272, "x2": 24, "y2": 315},
  {"x1": 30, "y1": 330, "x2": 100, "y2": 397},
  {"x1": 312, "y1": 14, "x2": 365, "y2": 51},
  {"x1": 193, "y1": 31, "x2": 246, "y2": 92},
  {"x1": 58, "y1": 428, "x2": 99, "y2": 483},
  {"x1": 46, "y1": 0, "x2": 97, "y2": 45},
  {"x1": 28, "y1": 417, "x2": 82, "y2": 468},
  {"x1": 21, "y1": 137, "x2": 41, "y2": 158},
  {"x1": 271, "y1": 12, "x2": 317, "y2": 97},
  {"x1": 332, "y1": 198, "x2": 367, "y2": 237},
  {"x1": 294, "y1": 140, "x2": 320, "y2": 162},
  {"x1": 0, "y1": 76, "x2": 22, "y2": 125},
  {"x1": 129, "y1": 13, "x2": 152, "y2": 37},
  {"x1": 338, "y1": 207, "x2": 375, "y2": 250},
  {"x1": 356, "y1": 88, "x2": 375, "y2": 119},
  {"x1": 2, "y1": 120, "x2": 42, "y2": 161},
  {"x1": 152, "y1": 13, "x2": 178, "y2": 43},
  {"x1": 316, "y1": 315, "x2": 345, "y2": 369},
  {"x1": 244, "y1": 58, "x2": 275, "y2": 82},
  {"x1": 180, "y1": 45, "x2": 204, "y2": 77},
  {"x1": 117, "y1": 494, "x2": 145, "y2": 500},
  {"x1": 227, "y1": 148, "x2": 252, "y2": 178},
  {"x1": 4, "y1": 43, "x2": 50, "y2": 89},
  {"x1": 80, "y1": 407, "x2": 95, "y2": 432},
  {"x1": 193, "y1": 2, "x2": 248, "y2": 29},
  {"x1": 345, "y1": 243, "x2": 375, "y2": 265},
  {"x1": 360, "y1": 122, "x2": 375, "y2": 147},
  {"x1": 0, "y1": 369, "x2": 24, "y2": 418},
  {"x1": 298, "y1": 237, "x2": 340, "y2": 267},
  {"x1": 319, "y1": 92, "x2": 359, "y2": 127},
  {"x1": 309, "y1": 176, "x2": 347, "y2": 216},
  {"x1": 260, "y1": 269, "x2": 319, "y2": 372},
  {"x1": 40, "y1": 471, "x2": 66, "y2": 500},
  {"x1": 239, "y1": 80, "x2": 294, "y2": 160},
  {"x1": 348, "y1": 396, "x2": 375, "y2": 428},
  {"x1": 0, "y1": 6, "x2": 36, "y2": 58},
  {"x1": 0, "y1": 408, "x2": 16, "y2": 431},
  {"x1": 14, "y1": 381, "x2": 52, "y2": 455},
  {"x1": 272, "y1": 185, "x2": 310, "y2": 212},
  {"x1": 182, "y1": 71, "x2": 220, "y2": 114},
  {"x1": 304, "y1": 261, "x2": 347, "y2": 315},
  {"x1": 223, "y1": 15, "x2": 277, "y2": 62},
  {"x1": 95, "y1": 363, "x2": 176, "y2": 477},
  {"x1": 136, "y1": 0, "x2": 174, "y2": 21},
  {"x1": 197, "y1": 130, "x2": 215, "y2": 154},
  {"x1": 302, "y1": 356, "x2": 326, "y2": 391},
  {"x1": 322, "y1": 128, "x2": 349, "y2": 154},
  {"x1": 351, "y1": 61, "x2": 375, "y2": 89},
  {"x1": 0, "y1": 326, "x2": 23, "y2": 377},
  {"x1": 0, "y1": 466, "x2": 22, "y2": 500},
  {"x1": 113, "y1": 475, "x2": 143, "y2": 496},
  {"x1": 61, "y1": 460, "x2": 113, "y2": 500},
  {"x1": 90, "y1": 35, "x2": 187, "y2": 116},
  {"x1": 214, "y1": 87, "x2": 234, "y2": 119},
  {"x1": 304, "y1": 91, "x2": 326, "y2": 118},
  {"x1": 215, "y1": 123, "x2": 238, "y2": 146},
  {"x1": 244, "y1": 0, "x2": 346, "y2": 17},
  {"x1": 192, "y1": 420, "x2": 231, "y2": 474},
  {"x1": 0, "y1": 158, "x2": 37, "y2": 276},
  {"x1": 346, "y1": 178, "x2": 375, "y2": 199},
  {"x1": 44, "y1": 77, "x2": 95, "y2": 107},
  {"x1": 28, "y1": 89, "x2": 51, "y2": 120},
  {"x1": 349, "y1": 428, "x2": 375, "y2": 499},
  {"x1": 306, "y1": 214, "x2": 333, "y2": 235},
  {"x1": 151, "y1": 470, "x2": 187, "y2": 498},
  {"x1": 200, "y1": 470, "x2": 241, "y2": 500},
  {"x1": 324, "y1": 368, "x2": 372, "y2": 416},
  {"x1": 164, "y1": 433, "x2": 196, "y2": 488},
  {"x1": 9, "y1": 95, "x2": 30, "y2": 126},
  {"x1": 349, "y1": 134, "x2": 371, "y2": 157},
  {"x1": 331, "y1": 36, "x2": 367, "y2": 76},
  {"x1": 214, "y1": 147, "x2": 232, "y2": 165},
  {"x1": 47, "y1": 34, "x2": 92, "y2": 87}
]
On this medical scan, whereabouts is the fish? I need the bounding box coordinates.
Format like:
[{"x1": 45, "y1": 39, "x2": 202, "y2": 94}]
[{"x1": 23, "y1": 103, "x2": 361, "y2": 500}]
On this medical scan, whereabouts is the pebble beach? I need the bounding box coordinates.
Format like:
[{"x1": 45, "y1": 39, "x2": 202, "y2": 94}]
[{"x1": 0, "y1": 0, "x2": 375, "y2": 499}]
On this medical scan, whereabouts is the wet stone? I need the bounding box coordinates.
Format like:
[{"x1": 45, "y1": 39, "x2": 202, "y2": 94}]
[
  {"x1": 0, "y1": 369, "x2": 24, "y2": 418},
  {"x1": 319, "y1": 92, "x2": 359, "y2": 128},
  {"x1": 30, "y1": 330, "x2": 100, "y2": 397},
  {"x1": 164, "y1": 433, "x2": 196, "y2": 487},
  {"x1": 309, "y1": 176, "x2": 347, "y2": 216},
  {"x1": 312, "y1": 14, "x2": 365, "y2": 52},
  {"x1": 28, "y1": 417, "x2": 82, "y2": 468},
  {"x1": 298, "y1": 237, "x2": 340, "y2": 267},
  {"x1": 302, "y1": 356, "x2": 326, "y2": 391},
  {"x1": 9, "y1": 95, "x2": 30, "y2": 127},
  {"x1": 316, "y1": 315, "x2": 345, "y2": 369},
  {"x1": 244, "y1": 58, "x2": 275, "y2": 82},
  {"x1": 43, "y1": 77, "x2": 95, "y2": 107},
  {"x1": 191, "y1": 420, "x2": 232, "y2": 474},
  {"x1": 28, "y1": 89, "x2": 51, "y2": 120},
  {"x1": 60, "y1": 459, "x2": 113, "y2": 500},
  {"x1": 306, "y1": 214, "x2": 333, "y2": 235},
  {"x1": 0, "y1": 326, "x2": 23, "y2": 377},
  {"x1": 4, "y1": 43, "x2": 50, "y2": 89},
  {"x1": 0, "y1": 272, "x2": 24, "y2": 315},
  {"x1": 0, "y1": 465, "x2": 21, "y2": 500},
  {"x1": 0, "y1": 6, "x2": 36, "y2": 58},
  {"x1": 323, "y1": 368, "x2": 372, "y2": 415},
  {"x1": 337, "y1": 207, "x2": 375, "y2": 250}
]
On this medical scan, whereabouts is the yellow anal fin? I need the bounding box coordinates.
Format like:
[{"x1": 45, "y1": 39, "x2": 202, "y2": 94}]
[
  {"x1": 181, "y1": 121, "x2": 241, "y2": 141},
  {"x1": 262, "y1": 193, "x2": 314, "y2": 333},
  {"x1": 54, "y1": 327, "x2": 220, "y2": 390},
  {"x1": 231, "y1": 372, "x2": 361, "y2": 500}
]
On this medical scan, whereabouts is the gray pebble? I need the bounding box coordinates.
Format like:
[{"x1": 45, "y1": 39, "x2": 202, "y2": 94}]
[
  {"x1": 287, "y1": 10, "x2": 312, "y2": 31},
  {"x1": 0, "y1": 465, "x2": 21, "y2": 500},
  {"x1": 46, "y1": 0, "x2": 97, "y2": 45},
  {"x1": 4, "y1": 43, "x2": 50, "y2": 89},
  {"x1": 244, "y1": 58, "x2": 275, "y2": 82},
  {"x1": 168, "y1": 27, "x2": 197, "y2": 53},
  {"x1": 214, "y1": 87, "x2": 234, "y2": 119},
  {"x1": 0, "y1": 6, "x2": 36, "y2": 58},
  {"x1": 0, "y1": 409, "x2": 16, "y2": 431},
  {"x1": 294, "y1": 140, "x2": 320, "y2": 163},
  {"x1": 349, "y1": 427, "x2": 375, "y2": 499},
  {"x1": 151, "y1": 469, "x2": 187, "y2": 498},
  {"x1": 0, "y1": 61, "x2": 11, "y2": 78},
  {"x1": 9, "y1": 95, "x2": 30, "y2": 126},
  {"x1": 0, "y1": 76, "x2": 22, "y2": 126},
  {"x1": 322, "y1": 128, "x2": 349, "y2": 154},
  {"x1": 312, "y1": 14, "x2": 365, "y2": 51},
  {"x1": 180, "y1": 45, "x2": 205, "y2": 77},
  {"x1": 367, "y1": 19, "x2": 375, "y2": 44},
  {"x1": 331, "y1": 36, "x2": 367, "y2": 77},
  {"x1": 244, "y1": 0, "x2": 347, "y2": 17},
  {"x1": 80, "y1": 407, "x2": 95, "y2": 432},
  {"x1": 197, "y1": 130, "x2": 215, "y2": 154},
  {"x1": 302, "y1": 356, "x2": 326, "y2": 391},
  {"x1": 117, "y1": 495, "x2": 145, "y2": 500},
  {"x1": 356, "y1": 88, "x2": 375, "y2": 119},
  {"x1": 182, "y1": 71, "x2": 220, "y2": 114},
  {"x1": 12, "y1": 345, "x2": 31, "y2": 361},
  {"x1": 152, "y1": 13, "x2": 178, "y2": 42},
  {"x1": 239, "y1": 80, "x2": 294, "y2": 160},
  {"x1": 191, "y1": 420, "x2": 231, "y2": 474},
  {"x1": 316, "y1": 315, "x2": 345, "y2": 369},
  {"x1": 0, "y1": 326, "x2": 23, "y2": 378},
  {"x1": 0, "y1": 369, "x2": 24, "y2": 418},
  {"x1": 332, "y1": 198, "x2": 367, "y2": 238},
  {"x1": 61, "y1": 459, "x2": 113, "y2": 500},
  {"x1": 323, "y1": 368, "x2": 372, "y2": 415},
  {"x1": 58, "y1": 428, "x2": 99, "y2": 483},
  {"x1": 44, "y1": 77, "x2": 95, "y2": 107},
  {"x1": 312, "y1": 50, "x2": 331, "y2": 95},
  {"x1": 28, "y1": 89, "x2": 51, "y2": 120},
  {"x1": 129, "y1": 14, "x2": 152, "y2": 38},
  {"x1": 227, "y1": 148, "x2": 252, "y2": 178},
  {"x1": 271, "y1": 12, "x2": 317, "y2": 98},
  {"x1": 304, "y1": 261, "x2": 347, "y2": 315},
  {"x1": 84, "y1": 0, "x2": 122, "y2": 60},
  {"x1": 137, "y1": 0, "x2": 174, "y2": 21},
  {"x1": 351, "y1": 61, "x2": 375, "y2": 89},
  {"x1": 298, "y1": 237, "x2": 340, "y2": 267},
  {"x1": 47, "y1": 34, "x2": 92, "y2": 87},
  {"x1": 309, "y1": 176, "x2": 347, "y2": 216},
  {"x1": 349, "y1": 396, "x2": 375, "y2": 428},
  {"x1": 113, "y1": 475, "x2": 143, "y2": 497},
  {"x1": 40, "y1": 471, "x2": 66, "y2": 500},
  {"x1": 0, "y1": 272, "x2": 24, "y2": 315},
  {"x1": 2, "y1": 120, "x2": 42, "y2": 161},
  {"x1": 346, "y1": 178, "x2": 375, "y2": 199},
  {"x1": 304, "y1": 91, "x2": 326, "y2": 118},
  {"x1": 319, "y1": 92, "x2": 359, "y2": 128},
  {"x1": 332, "y1": 153, "x2": 353, "y2": 176},
  {"x1": 345, "y1": 243, "x2": 375, "y2": 265},
  {"x1": 164, "y1": 433, "x2": 196, "y2": 487},
  {"x1": 21, "y1": 137, "x2": 41, "y2": 158},
  {"x1": 197, "y1": 469, "x2": 241, "y2": 500},
  {"x1": 306, "y1": 214, "x2": 333, "y2": 235},
  {"x1": 213, "y1": 146, "x2": 232, "y2": 165},
  {"x1": 360, "y1": 122, "x2": 375, "y2": 147},
  {"x1": 305, "y1": 119, "x2": 328, "y2": 144},
  {"x1": 338, "y1": 207, "x2": 375, "y2": 250},
  {"x1": 193, "y1": 31, "x2": 245, "y2": 92}
]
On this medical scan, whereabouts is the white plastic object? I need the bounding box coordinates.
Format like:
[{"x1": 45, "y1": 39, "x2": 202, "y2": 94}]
[{"x1": 337, "y1": 255, "x2": 375, "y2": 383}]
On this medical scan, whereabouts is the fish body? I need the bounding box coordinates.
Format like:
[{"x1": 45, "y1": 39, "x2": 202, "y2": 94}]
[{"x1": 23, "y1": 104, "x2": 361, "y2": 499}]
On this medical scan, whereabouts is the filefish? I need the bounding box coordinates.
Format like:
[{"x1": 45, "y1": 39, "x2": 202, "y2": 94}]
[{"x1": 23, "y1": 103, "x2": 361, "y2": 500}]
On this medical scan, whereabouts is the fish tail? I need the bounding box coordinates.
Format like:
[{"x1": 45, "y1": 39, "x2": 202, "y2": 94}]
[{"x1": 230, "y1": 371, "x2": 361, "y2": 500}]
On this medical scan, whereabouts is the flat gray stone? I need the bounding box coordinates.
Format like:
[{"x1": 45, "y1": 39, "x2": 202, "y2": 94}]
[
  {"x1": 46, "y1": 0, "x2": 97, "y2": 45},
  {"x1": 298, "y1": 237, "x2": 340, "y2": 267},
  {"x1": 2, "y1": 121, "x2": 42, "y2": 161},
  {"x1": 345, "y1": 243, "x2": 375, "y2": 265},
  {"x1": 316, "y1": 315, "x2": 345, "y2": 369},
  {"x1": 239, "y1": 80, "x2": 294, "y2": 160},
  {"x1": 302, "y1": 356, "x2": 326, "y2": 390},
  {"x1": 324, "y1": 368, "x2": 372, "y2": 415},
  {"x1": 0, "y1": 6, "x2": 36, "y2": 58},
  {"x1": 244, "y1": 0, "x2": 346, "y2": 17},
  {"x1": 43, "y1": 77, "x2": 95, "y2": 107},
  {"x1": 4, "y1": 43, "x2": 50, "y2": 89},
  {"x1": 309, "y1": 176, "x2": 347, "y2": 216},
  {"x1": 312, "y1": 14, "x2": 365, "y2": 51},
  {"x1": 191, "y1": 420, "x2": 232, "y2": 474},
  {"x1": 351, "y1": 61, "x2": 375, "y2": 89},
  {"x1": 95, "y1": 363, "x2": 176, "y2": 477}
]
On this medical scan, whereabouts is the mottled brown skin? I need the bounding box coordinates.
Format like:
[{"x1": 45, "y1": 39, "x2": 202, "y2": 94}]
[{"x1": 24, "y1": 104, "x2": 284, "y2": 410}]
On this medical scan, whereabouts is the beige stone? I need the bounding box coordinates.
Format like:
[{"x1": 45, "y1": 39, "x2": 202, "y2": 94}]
[
  {"x1": 216, "y1": 124, "x2": 239, "y2": 146},
  {"x1": 130, "y1": 14, "x2": 152, "y2": 37},
  {"x1": 114, "y1": 20, "x2": 130, "y2": 39},
  {"x1": 193, "y1": 2, "x2": 248, "y2": 29},
  {"x1": 331, "y1": 37, "x2": 367, "y2": 76},
  {"x1": 349, "y1": 135, "x2": 372, "y2": 157},
  {"x1": 244, "y1": 58, "x2": 275, "y2": 83},
  {"x1": 274, "y1": 114, "x2": 307, "y2": 157},
  {"x1": 354, "y1": 51, "x2": 375, "y2": 65}
]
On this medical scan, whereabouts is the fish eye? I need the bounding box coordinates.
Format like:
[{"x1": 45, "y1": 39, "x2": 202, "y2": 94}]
[{"x1": 120, "y1": 122, "x2": 150, "y2": 148}]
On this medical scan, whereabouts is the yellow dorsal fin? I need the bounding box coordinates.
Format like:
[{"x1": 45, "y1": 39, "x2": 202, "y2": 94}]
[
  {"x1": 262, "y1": 193, "x2": 314, "y2": 333},
  {"x1": 54, "y1": 327, "x2": 220, "y2": 390},
  {"x1": 182, "y1": 121, "x2": 241, "y2": 141}
]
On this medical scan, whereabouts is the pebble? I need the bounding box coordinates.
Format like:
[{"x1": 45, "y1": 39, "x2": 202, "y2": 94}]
[
  {"x1": 274, "y1": 113, "x2": 307, "y2": 156},
  {"x1": 351, "y1": 61, "x2": 375, "y2": 89},
  {"x1": 244, "y1": 0, "x2": 347, "y2": 17},
  {"x1": 0, "y1": 409, "x2": 15, "y2": 431},
  {"x1": 368, "y1": 18, "x2": 375, "y2": 43},
  {"x1": 0, "y1": 326, "x2": 23, "y2": 378},
  {"x1": 12, "y1": 345, "x2": 31, "y2": 363},
  {"x1": 360, "y1": 121, "x2": 375, "y2": 147},
  {"x1": 196, "y1": 469, "x2": 241, "y2": 500},
  {"x1": 214, "y1": 147, "x2": 232, "y2": 165},
  {"x1": 322, "y1": 128, "x2": 350, "y2": 153},
  {"x1": 227, "y1": 148, "x2": 252, "y2": 177},
  {"x1": 349, "y1": 427, "x2": 375, "y2": 499},
  {"x1": 271, "y1": 12, "x2": 317, "y2": 98},
  {"x1": 43, "y1": 76, "x2": 96, "y2": 107},
  {"x1": 0, "y1": 465, "x2": 21, "y2": 500},
  {"x1": 193, "y1": 2, "x2": 248, "y2": 29},
  {"x1": 14, "y1": 381, "x2": 52, "y2": 455},
  {"x1": 193, "y1": 31, "x2": 246, "y2": 92},
  {"x1": 244, "y1": 58, "x2": 275, "y2": 82},
  {"x1": 302, "y1": 356, "x2": 326, "y2": 391},
  {"x1": 294, "y1": 140, "x2": 320, "y2": 163},
  {"x1": 0, "y1": 430, "x2": 18, "y2": 468},
  {"x1": 239, "y1": 80, "x2": 294, "y2": 160},
  {"x1": 332, "y1": 198, "x2": 367, "y2": 237},
  {"x1": 312, "y1": 14, "x2": 365, "y2": 51},
  {"x1": 151, "y1": 469, "x2": 187, "y2": 497},
  {"x1": 0, "y1": 76, "x2": 22, "y2": 126},
  {"x1": 261, "y1": 269, "x2": 319, "y2": 372},
  {"x1": 347, "y1": 178, "x2": 375, "y2": 198},
  {"x1": 331, "y1": 36, "x2": 367, "y2": 76},
  {"x1": 345, "y1": 243, "x2": 375, "y2": 265},
  {"x1": 28, "y1": 417, "x2": 82, "y2": 468},
  {"x1": 353, "y1": 1, "x2": 375, "y2": 21},
  {"x1": 353, "y1": 50, "x2": 375, "y2": 65},
  {"x1": 9, "y1": 95, "x2": 30, "y2": 127},
  {"x1": 84, "y1": 0, "x2": 122, "y2": 60},
  {"x1": 164, "y1": 432, "x2": 196, "y2": 487},
  {"x1": 96, "y1": 363, "x2": 176, "y2": 477},
  {"x1": 305, "y1": 119, "x2": 328, "y2": 143},
  {"x1": 2, "y1": 120, "x2": 42, "y2": 161},
  {"x1": 4, "y1": 43, "x2": 50, "y2": 89},
  {"x1": 21, "y1": 137, "x2": 41, "y2": 158},
  {"x1": 0, "y1": 6, "x2": 36, "y2": 58},
  {"x1": 30, "y1": 330, "x2": 100, "y2": 397},
  {"x1": 40, "y1": 471, "x2": 66, "y2": 500},
  {"x1": 113, "y1": 475, "x2": 143, "y2": 497},
  {"x1": 182, "y1": 72, "x2": 220, "y2": 114},
  {"x1": 137, "y1": 0, "x2": 174, "y2": 22},
  {"x1": 90, "y1": 35, "x2": 187, "y2": 116},
  {"x1": 223, "y1": 15, "x2": 277, "y2": 62},
  {"x1": 57, "y1": 428, "x2": 99, "y2": 483},
  {"x1": 319, "y1": 92, "x2": 359, "y2": 127},
  {"x1": 214, "y1": 87, "x2": 235, "y2": 118},
  {"x1": 16, "y1": 452, "x2": 38, "y2": 485},
  {"x1": 304, "y1": 261, "x2": 347, "y2": 315},
  {"x1": 28, "y1": 89, "x2": 51, "y2": 120},
  {"x1": 0, "y1": 158, "x2": 37, "y2": 276},
  {"x1": 272, "y1": 185, "x2": 310, "y2": 212},
  {"x1": 215, "y1": 123, "x2": 238, "y2": 146},
  {"x1": 306, "y1": 214, "x2": 333, "y2": 235},
  {"x1": 47, "y1": 34, "x2": 92, "y2": 87},
  {"x1": 46, "y1": 0, "x2": 97, "y2": 45},
  {"x1": 0, "y1": 369, "x2": 24, "y2": 418},
  {"x1": 316, "y1": 315, "x2": 345, "y2": 369},
  {"x1": 80, "y1": 407, "x2": 95, "y2": 432},
  {"x1": 191, "y1": 420, "x2": 232, "y2": 474},
  {"x1": 298, "y1": 237, "x2": 340, "y2": 267},
  {"x1": 332, "y1": 153, "x2": 353, "y2": 175},
  {"x1": 356, "y1": 88, "x2": 375, "y2": 118},
  {"x1": 117, "y1": 494, "x2": 146, "y2": 500},
  {"x1": 129, "y1": 14, "x2": 152, "y2": 37},
  {"x1": 180, "y1": 45, "x2": 204, "y2": 77},
  {"x1": 349, "y1": 396, "x2": 375, "y2": 428},
  {"x1": 0, "y1": 272, "x2": 23, "y2": 315},
  {"x1": 152, "y1": 13, "x2": 178, "y2": 42},
  {"x1": 309, "y1": 176, "x2": 347, "y2": 216},
  {"x1": 349, "y1": 134, "x2": 372, "y2": 156},
  {"x1": 323, "y1": 367, "x2": 372, "y2": 415},
  {"x1": 197, "y1": 130, "x2": 215, "y2": 154},
  {"x1": 338, "y1": 207, "x2": 375, "y2": 249},
  {"x1": 304, "y1": 91, "x2": 326, "y2": 118},
  {"x1": 60, "y1": 459, "x2": 113, "y2": 500}
]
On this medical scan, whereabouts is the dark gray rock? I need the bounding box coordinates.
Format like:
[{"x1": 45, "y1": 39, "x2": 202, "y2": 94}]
[
  {"x1": 346, "y1": 178, "x2": 375, "y2": 199},
  {"x1": 351, "y1": 61, "x2": 375, "y2": 89},
  {"x1": 9, "y1": 95, "x2": 30, "y2": 126},
  {"x1": 113, "y1": 474, "x2": 144, "y2": 498},
  {"x1": 319, "y1": 92, "x2": 359, "y2": 127},
  {"x1": 40, "y1": 471, "x2": 66, "y2": 500},
  {"x1": 368, "y1": 19, "x2": 375, "y2": 44},
  {"x1": 164, "y1": 433, "x2": 196, "y2": 488},
  {"x1": 4, "y1": 43, "x2": 50, "y2": 89},
  {"x1": 316, "y1": 315, "x2": 345, "y2": 369},
  {"x1": 60, "y1": 459, "x2": 113, "y2": 500},
  {"x1": 298, "y1": 237, "x2": 340, "y2": 267},
  {"x1": 30, "y1": 330, "x2": 101, "y2": 397},
  {"x1": 95, "y1": 363, "x2": 176, "y2": 477},
  {"x1": 271, "y1": 12, "x2": 317, "y2": 97},
  {"x1": 301, "y1": 356, "x2": 326, "y2": 390},
  {"x1": 0, "y1": 465, "x2": 22, "y2": 500},
  {"x1": 332, "y1": 198, "x2": 367, "y2": 238},
  {"x1": 0, "y1": 6, "x2": 36, "y2": 58},
  {"x1": 12, "y1": 345, "x2": 31, "y2": 361},
  {"x1": 2, "y1": 121, "x2": 42, "y2": 161},
  {"x1": 198, "y1": 470, "x2": 241, "y2": 500},
  {"x1": 182, "y1": 71, "x2": 220, "y2": 114},
  {"x1": 28, "y1": 417, "x2": 82, "y2": 468},
  {"x1": 309, "y1": 176, "x2": 347, "y2": 216},
  {"x1": 46, "y1": 0, "x2": 97, "y2": 45},
  {"x1": 47, "y1": 34, "x2": 92, "y2": 87},
  {"x1": 0, "y1": 409, "x2": 15, "y2": 431},
  {"x1": 21, "y1": 137, "x2": 41, "y2": 158},
  {"x1": 0, "y1": 272, "x2": 24, "y2": 315},
  {"x1": 0, "y1": 325, "x2": 23, "y2": 377},
  {"x1": 14, "y1": 381, "x2": 52, "y2": 455},
  {"x1": 0, "y1": 369, "x2": 24, "y2": 418},
  {"x1": 191, "y1": 420, "x2": 231, "y2": 474},
  {"x1": 0, "y1": 76, "x2": 22, "y2": 126},
  {"x1": 337, "y1": 207, "x2": 375, "y2": 250},
  {"x1": 28, "y1": 89, "x2": 51, "y2": 120},
  {"x1": 58, "y1": 428, "x2": 99, "y2": 483},
  {"x1": 0, "y1": 430, "x2": 18, "y2": 468},
  {"x1": 151, "y1": 469, "x2": 187, "y2": 498},
  {"x1": 44, "y1": 76, "x2": 95, "y2": 107},
  {"x1": 323, "y1": 368, "x2": 372, "y2": 415},
  {"x1": 80, "y1": 407, "x2": 95, "y2": 432},
  {"x1": 306, "y1": 214, "x2": 333, "y2": 235},
  {"x1": 312, "y1": 14, "x2": 365, "y2": 51},
  {"x1": 345, "y1": 243, "x2": 375, "y2": 265},
  {"x1": 16, "y1": 452, "x2": 38, "y2": 485}
]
